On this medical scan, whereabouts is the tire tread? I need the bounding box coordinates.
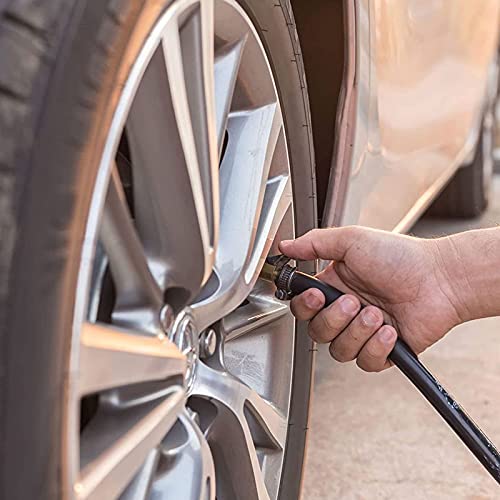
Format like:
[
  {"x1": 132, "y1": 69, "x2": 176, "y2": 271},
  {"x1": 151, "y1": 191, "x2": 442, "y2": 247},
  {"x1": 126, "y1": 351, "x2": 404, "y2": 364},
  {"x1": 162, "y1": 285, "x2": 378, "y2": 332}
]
[{"x1": 428, "y1": 136, "x2": 487, "y2": 218}]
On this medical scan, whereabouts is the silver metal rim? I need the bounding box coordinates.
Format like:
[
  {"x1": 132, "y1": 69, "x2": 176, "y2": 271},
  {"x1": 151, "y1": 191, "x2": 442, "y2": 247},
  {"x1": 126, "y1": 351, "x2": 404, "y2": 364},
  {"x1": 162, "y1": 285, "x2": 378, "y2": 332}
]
[{"x1": 68, "y1": 0, "x2": 296, "y2": 498}]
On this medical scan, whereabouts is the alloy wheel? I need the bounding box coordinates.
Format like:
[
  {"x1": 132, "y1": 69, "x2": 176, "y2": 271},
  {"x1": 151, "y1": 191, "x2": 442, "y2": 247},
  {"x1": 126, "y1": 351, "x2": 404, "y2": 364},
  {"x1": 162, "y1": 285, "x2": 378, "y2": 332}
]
[{"x1": 69, "y1": 0, "x2": 297, "y2": 499}]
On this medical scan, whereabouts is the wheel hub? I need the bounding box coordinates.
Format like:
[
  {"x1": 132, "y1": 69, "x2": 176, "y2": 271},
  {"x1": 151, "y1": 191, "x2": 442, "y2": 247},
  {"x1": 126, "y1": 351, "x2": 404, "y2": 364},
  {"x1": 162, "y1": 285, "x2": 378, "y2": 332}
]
[{"x1": 167, "y1": 311, "x2": 199, "y2": 390}]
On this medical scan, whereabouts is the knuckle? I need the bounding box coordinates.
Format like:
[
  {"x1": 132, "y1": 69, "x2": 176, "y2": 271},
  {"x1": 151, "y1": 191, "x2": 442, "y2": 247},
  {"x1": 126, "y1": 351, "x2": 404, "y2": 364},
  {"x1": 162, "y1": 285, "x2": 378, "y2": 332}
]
[
  {"x1": 319, "y1": 311, "x2": 344, "y2": 341},
  {"x1": 309, "y1": 298, "x2": 358, "y2": 344},
  {"x1": 309, "y1": 311, "x2": 338, "y2": 344},
  {"x1": 308, "y1": 228, "x2": 323, "y2": 240},
  {"x1": 364, "y1": 341, "x2": 382, "y2": 361},
  {"x1": 329, "y1": 342, "x2": 344, "y2": 362},
  {"x1": 358, "y1": 342, "x2": 387, "y2": 373},
  {"x1": 290, "y1": 297, "x2": 305, "y2": 318},
  {"x1": 325, "y1": 301, "x2": 355, "y2": 327},
  {"x1": 356, "y1": 356, "x2": 379, "y2": 373},
  {"x1": 331, "y1": 323, "x2": 366, "y2": 362},
  {"x1": 320, "y1": 309, "x2": 337, "y2": 332},
  {"x1": 343, "y1": 225, "x2": 360, "y2": 240},
  {"x1": 345, "y1": 322, "x2": 364, "y2": 344},
  {"x1": 309, "y1": 228, "x2": 321, "y2": 236},
  {"x1": 330, "y1": 340, "x2": 355, "y2": 362},
  {"x1": 308, "y1": 320, "x2": 326, "y2": 343}
]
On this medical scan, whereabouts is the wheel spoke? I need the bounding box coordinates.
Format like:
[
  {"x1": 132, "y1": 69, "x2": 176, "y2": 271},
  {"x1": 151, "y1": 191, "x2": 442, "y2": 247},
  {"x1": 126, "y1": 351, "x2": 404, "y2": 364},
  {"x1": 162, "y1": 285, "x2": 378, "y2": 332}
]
[
  {"x1": 206, "y1": 407, "x2": 269, "y2": 500},
  {"x1": 223, "y1": 291, "x2": 289, "y2": 342},
  {"x1": 151, "y1": 410, "x2": 216, "y2": 500},
  {"x1": 127, "y1": 9, "x2": 218, "y2": 301},
  {"x1": 244, "y1": 173, "x2": 292, "y2": 283},
  {"x1": 76, "y1": 389, "x2": 184, "y2": 500},
  {"x1": 79, "y1": 322, "x2": 186, "y2": 397},
  {"x1": 191, "y1": 160, "x2": 292, "y2": 332},
  {"x1": 194, "y1": 363, "x2": 287, "y2": 450},
  {"x1": 193, "y1": 363, "x2": 286, "y2": 500},
  {"x1": 190, "y1": 103, "x2": 285, "y2": 330},
  {"x1": 179, "y1": 0, "x2": 219, "y2": 252},
  {"x1": 218, "y1": 105, "x2": 282, "y2": 266},
  {"x1": 101, "y1": 167, "x2": 162, "y2": 320},
  {"x1": 244, "y1": 389, "x2": 287, "y2": 451},
  {"x1": 214, "y1": 37, "x2": 247, "y2": 154},
  {"x1": 119, "y1": 449, "x2": 159, "y2": 500}
]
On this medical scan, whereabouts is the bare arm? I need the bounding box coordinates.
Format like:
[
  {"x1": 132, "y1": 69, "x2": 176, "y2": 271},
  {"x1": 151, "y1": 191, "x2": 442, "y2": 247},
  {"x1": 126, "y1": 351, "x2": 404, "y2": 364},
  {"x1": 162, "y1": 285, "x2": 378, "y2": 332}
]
[{"x1": 438, "y1": 227, "x2": 500, "y2": 322}]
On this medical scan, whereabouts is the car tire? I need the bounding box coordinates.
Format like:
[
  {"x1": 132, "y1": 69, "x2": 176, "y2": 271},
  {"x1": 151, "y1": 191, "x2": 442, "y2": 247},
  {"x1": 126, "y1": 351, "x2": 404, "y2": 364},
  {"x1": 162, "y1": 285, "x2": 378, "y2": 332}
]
[
  {"x1": 428, "y1": 108, "x2": 495, "y2": 218},
  {"x1": 0, "y1": 0, "x2": 316, "y2": 499}
]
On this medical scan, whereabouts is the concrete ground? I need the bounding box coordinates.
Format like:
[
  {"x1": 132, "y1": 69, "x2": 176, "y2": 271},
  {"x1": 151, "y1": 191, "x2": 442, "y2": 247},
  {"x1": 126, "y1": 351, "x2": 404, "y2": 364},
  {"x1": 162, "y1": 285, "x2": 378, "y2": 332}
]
[{"x1": 301, "y1": 177, "x2": 500, "y2": 499}]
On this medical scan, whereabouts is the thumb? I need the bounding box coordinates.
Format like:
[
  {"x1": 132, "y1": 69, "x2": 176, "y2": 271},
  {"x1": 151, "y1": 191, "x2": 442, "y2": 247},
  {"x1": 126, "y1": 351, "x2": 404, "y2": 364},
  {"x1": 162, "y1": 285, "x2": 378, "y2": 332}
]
[{"x1": 279, "y1": 227, "x2": 358, "y2": 261}]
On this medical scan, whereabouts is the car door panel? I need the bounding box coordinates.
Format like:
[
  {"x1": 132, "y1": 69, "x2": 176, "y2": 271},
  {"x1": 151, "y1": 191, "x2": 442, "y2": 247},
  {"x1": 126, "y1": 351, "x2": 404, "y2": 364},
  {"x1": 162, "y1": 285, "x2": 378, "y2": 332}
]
[{"x1": 340, "y1": 0, "x2": 499, "y2": 231}]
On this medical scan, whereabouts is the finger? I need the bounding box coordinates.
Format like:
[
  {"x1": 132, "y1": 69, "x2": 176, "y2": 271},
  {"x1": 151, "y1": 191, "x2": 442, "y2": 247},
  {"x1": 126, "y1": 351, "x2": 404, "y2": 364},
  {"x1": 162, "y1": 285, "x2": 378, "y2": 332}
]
[
  {"x1": 290, "y1": 289, "x2": 325, "y2": 321},
  {"x1": 308, "y1": 294, "x2": 361, "y2": 343},
  {"x1": 356, "y1": 325, "x2": 397, "y2": 372},
  {"x1": 329, "y1": 306, "x2": 384, "y2": 362},
  {"x1": 279, "y1": 227, "x2": 359, "y2": 261}
]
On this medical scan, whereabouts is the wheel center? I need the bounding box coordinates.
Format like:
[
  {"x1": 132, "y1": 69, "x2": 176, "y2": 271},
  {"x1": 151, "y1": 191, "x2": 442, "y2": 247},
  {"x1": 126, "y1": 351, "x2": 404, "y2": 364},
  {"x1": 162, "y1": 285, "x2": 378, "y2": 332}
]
[{"x1": 166, "y1": 310, "x2": 199, "y2": 390}]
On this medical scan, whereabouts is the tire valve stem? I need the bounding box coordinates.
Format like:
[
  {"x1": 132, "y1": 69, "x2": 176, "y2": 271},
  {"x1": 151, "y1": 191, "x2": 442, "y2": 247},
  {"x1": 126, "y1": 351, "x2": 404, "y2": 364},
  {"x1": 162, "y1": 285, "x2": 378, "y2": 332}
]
[{"x1": 260, "y1": 254, "x2": 500, "y2": 484}]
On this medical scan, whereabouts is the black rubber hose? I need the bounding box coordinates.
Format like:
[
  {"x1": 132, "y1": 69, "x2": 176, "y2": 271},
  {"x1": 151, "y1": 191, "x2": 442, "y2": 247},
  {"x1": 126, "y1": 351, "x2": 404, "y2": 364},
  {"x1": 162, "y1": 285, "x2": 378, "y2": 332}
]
[{"x1": 289, "y1": 269, "x2": 500, "y2": 484}]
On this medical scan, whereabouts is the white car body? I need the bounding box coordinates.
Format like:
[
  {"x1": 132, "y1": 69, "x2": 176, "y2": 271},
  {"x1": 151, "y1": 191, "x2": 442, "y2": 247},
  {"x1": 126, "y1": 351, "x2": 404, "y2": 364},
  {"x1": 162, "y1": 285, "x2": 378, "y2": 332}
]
[{"x1": 324, "y1": 0, "x2": 500, "y2": 231}]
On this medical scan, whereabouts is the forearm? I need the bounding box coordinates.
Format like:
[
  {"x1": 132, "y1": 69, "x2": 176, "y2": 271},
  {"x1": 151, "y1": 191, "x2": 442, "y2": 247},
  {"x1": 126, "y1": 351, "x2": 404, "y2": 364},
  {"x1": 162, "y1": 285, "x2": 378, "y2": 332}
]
[{"x1": 436, "y1": 227, "x2": 500, "y2": 322}]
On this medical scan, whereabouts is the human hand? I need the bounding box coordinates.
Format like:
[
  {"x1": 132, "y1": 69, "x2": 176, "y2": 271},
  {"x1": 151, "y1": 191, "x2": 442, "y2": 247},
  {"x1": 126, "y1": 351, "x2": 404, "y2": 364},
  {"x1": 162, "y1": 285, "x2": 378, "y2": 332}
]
[{"x1": 279, "y1": 227, "x2": 465, "y2": 372}]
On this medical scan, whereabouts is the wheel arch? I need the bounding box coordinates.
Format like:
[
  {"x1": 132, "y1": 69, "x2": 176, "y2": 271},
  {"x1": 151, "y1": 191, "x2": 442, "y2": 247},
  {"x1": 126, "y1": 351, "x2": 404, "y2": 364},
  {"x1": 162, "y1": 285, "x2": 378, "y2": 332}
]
[{"x1": 291, "y1": 0, "x2": 350, "y2": 225}]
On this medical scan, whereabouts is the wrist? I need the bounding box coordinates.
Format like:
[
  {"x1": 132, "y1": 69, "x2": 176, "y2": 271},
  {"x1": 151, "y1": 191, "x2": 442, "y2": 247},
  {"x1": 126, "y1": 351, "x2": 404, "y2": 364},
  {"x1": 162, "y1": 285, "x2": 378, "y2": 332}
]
[
  {"x1": 425, "y1": 236, "x2": 471, "y2": 323},
  {"x1": 433, "y1": 229, "x2": 500, "y2": 322},
  {"x1": 431, "y1": 235, "x2": 476, "y2": 323}
]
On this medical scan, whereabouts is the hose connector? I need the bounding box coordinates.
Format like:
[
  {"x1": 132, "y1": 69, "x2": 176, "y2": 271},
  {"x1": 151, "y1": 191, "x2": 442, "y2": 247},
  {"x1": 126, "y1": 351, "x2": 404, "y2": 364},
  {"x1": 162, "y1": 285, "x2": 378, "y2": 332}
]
[{"x1": 260, "y1": 254, "x2": 297, "y2": 300}]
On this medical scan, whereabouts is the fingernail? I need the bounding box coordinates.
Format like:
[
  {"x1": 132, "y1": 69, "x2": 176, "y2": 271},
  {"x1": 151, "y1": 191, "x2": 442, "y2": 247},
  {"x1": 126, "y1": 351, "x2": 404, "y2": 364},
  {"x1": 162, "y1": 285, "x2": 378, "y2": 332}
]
[
  {"x1": 305, "y1": 292, "x2": 322, "y2": 309},
  {"x1": 362, "y1": 308, "x2": 379, "y2": 327},
  {"x1": 380, "y1": 328, "x2": 396, "y2": 344},
  {"x1": 340, "y1": 296, "x2": 358, "y2": 314},
  {"x1": 280, "y1": 240, "x2": 292, "y2": 248}
]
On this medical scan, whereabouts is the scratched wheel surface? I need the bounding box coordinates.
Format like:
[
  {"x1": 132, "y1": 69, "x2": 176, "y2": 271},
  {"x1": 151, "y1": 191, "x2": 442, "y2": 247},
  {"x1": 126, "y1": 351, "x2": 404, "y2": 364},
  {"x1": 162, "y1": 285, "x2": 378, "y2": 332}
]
[{"x1": 65, "y1": 0, "x2": 316, "y2": 498}]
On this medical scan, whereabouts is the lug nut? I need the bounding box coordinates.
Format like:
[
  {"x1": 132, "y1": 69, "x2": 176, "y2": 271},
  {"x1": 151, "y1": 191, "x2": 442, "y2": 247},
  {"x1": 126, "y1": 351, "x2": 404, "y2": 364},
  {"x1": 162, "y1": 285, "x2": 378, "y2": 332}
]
[
  {"x1": 199, "y1": 328, "x2": 217, "y2": 359},
  {"x1": 159, "y1": 304, "x2": 175, "y2": 333}
]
